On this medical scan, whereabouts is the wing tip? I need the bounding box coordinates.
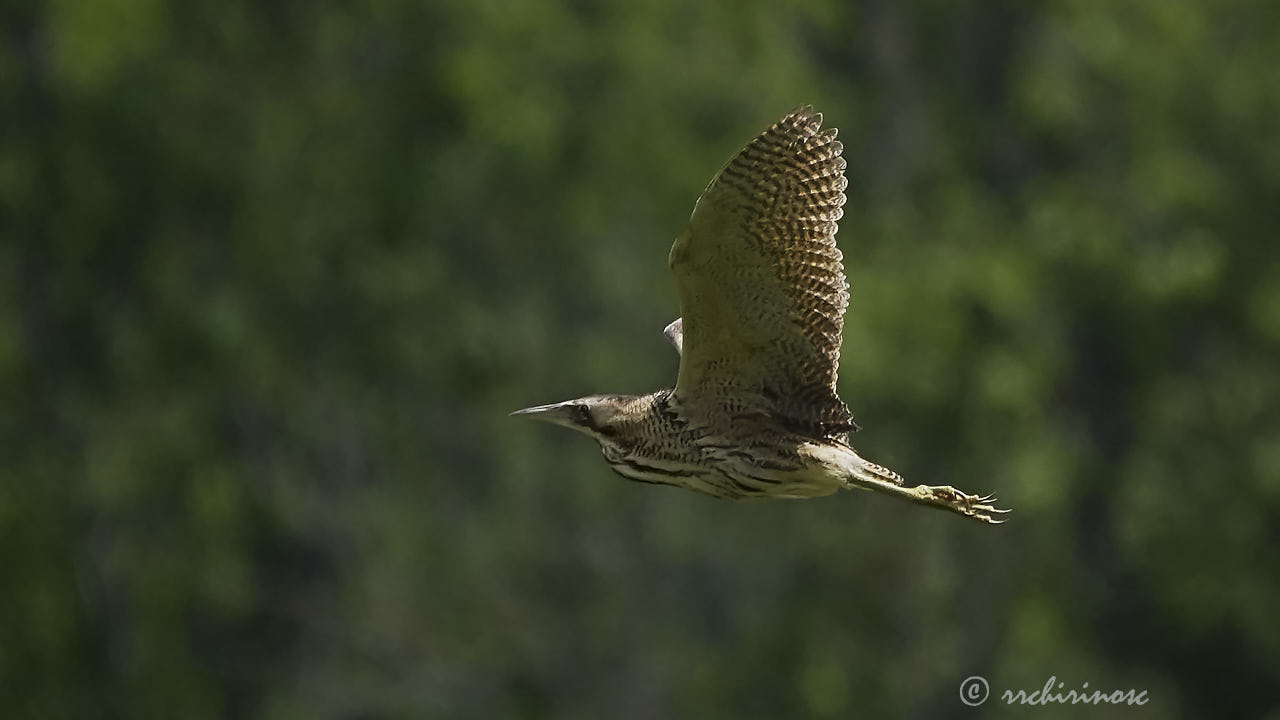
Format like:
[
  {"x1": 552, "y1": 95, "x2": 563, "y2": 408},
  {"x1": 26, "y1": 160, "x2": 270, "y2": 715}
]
[
  {"x1": 782, "y1": 104, "x2": 841, "y2": 143},
  {"x1": 786, "y1": 104, "x2": 821, "y2": 128},
  {"x1": 663, "y1": 317, "x2": 684, "y2": 355}
]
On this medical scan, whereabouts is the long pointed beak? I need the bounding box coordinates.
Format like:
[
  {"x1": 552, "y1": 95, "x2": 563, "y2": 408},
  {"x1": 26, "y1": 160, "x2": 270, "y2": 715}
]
[{"x1": 510, "y1": 401, "x2": 576, "y2": 426}]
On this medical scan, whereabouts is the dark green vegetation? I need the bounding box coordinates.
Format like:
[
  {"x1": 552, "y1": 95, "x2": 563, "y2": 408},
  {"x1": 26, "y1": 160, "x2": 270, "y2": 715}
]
[{"x1": 3, "y1": 1, "x2": 1278, "y2": 717}]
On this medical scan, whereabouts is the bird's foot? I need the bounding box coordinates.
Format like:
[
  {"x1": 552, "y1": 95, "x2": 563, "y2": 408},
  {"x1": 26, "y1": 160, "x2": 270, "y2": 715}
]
[{"x1": 917, "y1": 485, "x2": 1011, "y2": 524}]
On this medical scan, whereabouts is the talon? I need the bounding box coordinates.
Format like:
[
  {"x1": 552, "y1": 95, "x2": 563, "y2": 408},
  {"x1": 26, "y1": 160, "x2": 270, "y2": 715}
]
[
  {"x1": 961, "y1": 491, "x2": 1012, "y2": 524},
  {"x1": 915, "y1": 484, "x2": 1012, "y2": 524}
]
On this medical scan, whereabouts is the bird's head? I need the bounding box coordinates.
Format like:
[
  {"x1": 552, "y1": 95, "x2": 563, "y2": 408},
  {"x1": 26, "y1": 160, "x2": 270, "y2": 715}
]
[{"x1": 510, "y1": 395, "x2": 637, "y2": 443}]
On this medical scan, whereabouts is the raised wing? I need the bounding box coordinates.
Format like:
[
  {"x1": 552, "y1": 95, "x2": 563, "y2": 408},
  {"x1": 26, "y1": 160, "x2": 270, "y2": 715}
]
[{"x1": 668, "y1": 106, "x2": 855, "y2": 437}]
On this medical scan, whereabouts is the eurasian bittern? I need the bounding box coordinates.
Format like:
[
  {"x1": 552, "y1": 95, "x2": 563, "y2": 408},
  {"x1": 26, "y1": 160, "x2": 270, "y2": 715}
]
[{"x1": 514, "y1": 106, "x2": 1009, "y2": 524}]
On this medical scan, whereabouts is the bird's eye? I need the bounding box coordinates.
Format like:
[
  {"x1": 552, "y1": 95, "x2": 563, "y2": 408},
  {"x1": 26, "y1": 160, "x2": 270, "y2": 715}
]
[{"x1": 576, "y1": 405, "x2": 591, "y2": 422}]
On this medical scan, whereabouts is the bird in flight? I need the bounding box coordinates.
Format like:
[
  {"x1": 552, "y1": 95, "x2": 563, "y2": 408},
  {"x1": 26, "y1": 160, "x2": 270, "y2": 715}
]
[{"x1": 513, "y1": 106, "x2": 1009, "y2": 524}]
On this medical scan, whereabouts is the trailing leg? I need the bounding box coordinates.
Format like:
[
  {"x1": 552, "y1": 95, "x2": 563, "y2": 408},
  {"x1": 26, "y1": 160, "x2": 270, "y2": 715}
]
[{"x1": 845, "y1": 458, "x2": 1010, "y2": 524}]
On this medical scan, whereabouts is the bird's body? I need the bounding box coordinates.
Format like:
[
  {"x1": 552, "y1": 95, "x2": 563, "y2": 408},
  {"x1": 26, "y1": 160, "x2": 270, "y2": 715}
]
[
  {"x1": 577, "y1": 389, "x2": 845, "y2": 500},
  {"x1": 514, "y1": 107, "x2": 1009, "y2": 524}
]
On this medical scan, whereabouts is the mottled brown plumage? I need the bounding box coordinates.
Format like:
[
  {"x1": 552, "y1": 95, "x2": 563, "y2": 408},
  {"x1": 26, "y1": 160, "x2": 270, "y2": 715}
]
[
  {"x1": 670, "y1": 106, "x2": 854, "y2": 438},
  {"x1": 513, "y1": 107, "x2": 1010, "y2": 524}
]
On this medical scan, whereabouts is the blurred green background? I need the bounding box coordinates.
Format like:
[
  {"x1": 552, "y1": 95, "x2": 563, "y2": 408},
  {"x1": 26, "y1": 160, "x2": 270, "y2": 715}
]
[{"x1": 3, "y1": 0, "x2": 1279, "y2": 717}]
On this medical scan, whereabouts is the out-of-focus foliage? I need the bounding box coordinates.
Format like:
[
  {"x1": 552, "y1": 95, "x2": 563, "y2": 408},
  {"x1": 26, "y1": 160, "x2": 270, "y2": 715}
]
[{"x1": 2, "y1": 0, "x2": 1278, "y2": 717}]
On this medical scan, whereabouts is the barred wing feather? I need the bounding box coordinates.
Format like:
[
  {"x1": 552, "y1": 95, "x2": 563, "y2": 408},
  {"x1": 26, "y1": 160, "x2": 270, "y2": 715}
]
[{"x1": 668, "y1": 106, "x2": 855, "y2": 438}]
